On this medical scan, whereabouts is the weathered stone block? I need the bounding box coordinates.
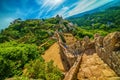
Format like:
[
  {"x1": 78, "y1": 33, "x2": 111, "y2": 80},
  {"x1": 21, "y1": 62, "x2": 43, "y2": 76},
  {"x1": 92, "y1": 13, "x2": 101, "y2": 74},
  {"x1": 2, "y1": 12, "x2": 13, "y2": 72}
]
[{"x1": 95, "y1": 32, "x2": 120, "y2": 76}]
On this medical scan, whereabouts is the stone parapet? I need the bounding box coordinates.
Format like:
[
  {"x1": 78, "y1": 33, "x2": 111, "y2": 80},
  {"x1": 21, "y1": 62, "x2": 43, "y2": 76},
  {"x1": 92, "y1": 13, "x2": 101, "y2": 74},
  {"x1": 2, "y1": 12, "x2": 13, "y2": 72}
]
[{"x1": 95, "y1": 32, "x2": 120, "y2": 76}]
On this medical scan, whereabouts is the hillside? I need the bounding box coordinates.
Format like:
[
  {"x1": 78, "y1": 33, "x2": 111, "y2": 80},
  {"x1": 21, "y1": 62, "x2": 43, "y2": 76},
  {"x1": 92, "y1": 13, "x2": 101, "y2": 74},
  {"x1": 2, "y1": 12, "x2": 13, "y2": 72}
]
[
  {"x1": 68, "y1": 6, "x2": 120, "y2": 32},
  {"x1": 0, "y1": 7, "x2": 120, "y2": 79},
  {"x1": 67, "y1": 0, "x2": 120, "y2": 19},
  {"x1": 0, "y1": 15, "x2": 77, "y2": 80}
]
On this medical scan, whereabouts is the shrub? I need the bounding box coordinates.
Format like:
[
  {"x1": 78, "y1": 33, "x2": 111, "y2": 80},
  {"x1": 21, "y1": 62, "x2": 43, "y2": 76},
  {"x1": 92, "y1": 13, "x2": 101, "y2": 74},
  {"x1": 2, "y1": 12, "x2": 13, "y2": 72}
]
[
  {"x1": 23, "y1": 59, "x2": 63, "y2": 80},
  {"x1": 0, "y1": 41, "x2": 39, "y2": 80}
]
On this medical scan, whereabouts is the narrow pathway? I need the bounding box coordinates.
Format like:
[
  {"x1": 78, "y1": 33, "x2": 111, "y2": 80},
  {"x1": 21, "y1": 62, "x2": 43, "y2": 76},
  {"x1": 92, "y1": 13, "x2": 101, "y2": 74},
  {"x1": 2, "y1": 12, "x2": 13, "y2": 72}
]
[{"x1": 77, "y1": 50, "x2": 118, "y2": 80}]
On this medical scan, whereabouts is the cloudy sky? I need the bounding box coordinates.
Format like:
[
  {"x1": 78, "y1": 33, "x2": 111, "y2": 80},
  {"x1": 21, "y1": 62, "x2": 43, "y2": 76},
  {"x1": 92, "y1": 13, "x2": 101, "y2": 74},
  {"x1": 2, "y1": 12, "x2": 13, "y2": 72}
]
[{"x1": 0, "y1": 0, "x2": 117, "y2": 29}]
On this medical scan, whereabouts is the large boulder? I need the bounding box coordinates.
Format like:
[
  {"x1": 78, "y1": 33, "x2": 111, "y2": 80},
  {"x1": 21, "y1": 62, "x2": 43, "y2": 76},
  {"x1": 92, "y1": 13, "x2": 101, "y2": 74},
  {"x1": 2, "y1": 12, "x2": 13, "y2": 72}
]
[
  {"x1": 103, "y1": 32, "x2": 120, "y2": 51},
  {"x1": 96, "y1": 32, "x2": 120, "y2": 76}
]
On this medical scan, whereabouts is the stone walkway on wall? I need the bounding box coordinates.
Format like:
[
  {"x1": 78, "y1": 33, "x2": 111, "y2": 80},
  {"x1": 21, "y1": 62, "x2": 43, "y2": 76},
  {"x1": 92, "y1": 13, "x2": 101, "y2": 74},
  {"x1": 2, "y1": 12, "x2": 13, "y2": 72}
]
[{"x1": 77, "y1": 49, "x2": 119, "y2": 80}]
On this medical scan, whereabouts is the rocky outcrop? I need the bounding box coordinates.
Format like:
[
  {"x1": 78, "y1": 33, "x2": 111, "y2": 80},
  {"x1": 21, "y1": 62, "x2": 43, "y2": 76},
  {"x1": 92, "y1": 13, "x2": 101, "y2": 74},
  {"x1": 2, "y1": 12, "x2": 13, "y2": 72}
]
[
  {"x1": 82, "y1": 36, "x2": 95, "y2": 50},
  {"x1": 55, "y1": 31, "x2": 120, "y2": 80},
  {"x1": 103, "y1": 32, "x2": 120, "y2": 51},
  {"x1": 95, "y1": 32, "x2": 120, "y2": 76}
]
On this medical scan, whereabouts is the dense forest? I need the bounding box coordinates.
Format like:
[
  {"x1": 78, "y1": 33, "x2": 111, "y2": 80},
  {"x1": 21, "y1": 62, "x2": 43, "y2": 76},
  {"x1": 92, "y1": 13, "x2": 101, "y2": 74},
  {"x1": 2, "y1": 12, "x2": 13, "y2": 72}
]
[
  {"x1": 0, "y1": 6, "x2": 120, "y2": 80},
  {"x1": 68, "y1": 6, "x2": 120, "y2": 39}
]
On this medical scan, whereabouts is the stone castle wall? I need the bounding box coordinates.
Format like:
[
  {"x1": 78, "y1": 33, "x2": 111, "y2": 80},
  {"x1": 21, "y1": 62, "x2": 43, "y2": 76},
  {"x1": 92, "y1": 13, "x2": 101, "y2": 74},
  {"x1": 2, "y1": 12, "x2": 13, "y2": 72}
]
[
  {"x1": 57, "y1": 31, "x2": 120, "y2": 80},
  {"x1": 63, "y1": 55, "x2": 82, "y2": 80},
  {"x1": 95, "y1": 32, "x2": 120, "y2": 76}
]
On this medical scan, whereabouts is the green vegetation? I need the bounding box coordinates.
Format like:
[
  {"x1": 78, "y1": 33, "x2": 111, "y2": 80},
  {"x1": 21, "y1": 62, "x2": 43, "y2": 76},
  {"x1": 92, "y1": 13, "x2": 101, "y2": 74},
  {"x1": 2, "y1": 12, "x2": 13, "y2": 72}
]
[
  {"x1": 73, "y1": 27, "x2": 108, "y2": 39},
  {"x1": 68, "y1": 6, "x2": 120, "y2": 39},
  {"x1": 22, "y1": 60, "x2": 63, "y2": 80},
  {"x1": 13, "y1": 60, "x2": 63, "y2": 80},
  {"x1": 0, "y1": 16, "x2": 71, "y2": 80},
  {"x1": 0, "y1": 6, "x2": 120, "y2": 80},
  {"x1": 0, "y1": 41, "x2": 63, "y2": 80},
  {"x1": 0, "y1": 41, "x2": 39, "y2": 80}
]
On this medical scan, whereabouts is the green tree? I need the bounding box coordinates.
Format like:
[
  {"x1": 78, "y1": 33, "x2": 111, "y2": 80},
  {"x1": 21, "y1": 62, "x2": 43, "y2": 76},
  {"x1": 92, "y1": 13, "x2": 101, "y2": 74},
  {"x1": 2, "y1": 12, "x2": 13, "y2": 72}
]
[
  {"x1": 23, "y1": 59, "x2": 63, "y2": 80},
  {"x1": 0, "y1": 41, "x2": 39, "y2": 80}
]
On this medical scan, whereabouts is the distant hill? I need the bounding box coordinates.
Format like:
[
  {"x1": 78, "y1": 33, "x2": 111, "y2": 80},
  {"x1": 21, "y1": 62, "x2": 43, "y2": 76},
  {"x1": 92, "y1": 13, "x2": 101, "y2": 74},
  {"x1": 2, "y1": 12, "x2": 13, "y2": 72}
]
[
  {"x1": 67, "y1": 0, "x2": 120, "y2": 19},
  {"x1": 67, "y1": 6, "x2": 120, "y2": 32}
]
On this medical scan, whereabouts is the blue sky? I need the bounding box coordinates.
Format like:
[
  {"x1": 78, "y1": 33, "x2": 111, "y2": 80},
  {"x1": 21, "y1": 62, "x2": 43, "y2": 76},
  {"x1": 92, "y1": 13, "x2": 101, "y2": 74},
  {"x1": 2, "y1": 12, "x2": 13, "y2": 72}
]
[{"x1": 0, "y1": 0, "x2": 117, "y2": 30}]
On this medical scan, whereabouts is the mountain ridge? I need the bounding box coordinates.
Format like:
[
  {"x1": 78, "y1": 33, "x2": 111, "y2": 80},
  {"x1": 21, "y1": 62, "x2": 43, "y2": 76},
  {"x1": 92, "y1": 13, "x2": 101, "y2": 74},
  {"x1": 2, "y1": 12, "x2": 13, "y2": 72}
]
[{"x1": 67, "y1": 0, "x2": 120, "y2": 19}]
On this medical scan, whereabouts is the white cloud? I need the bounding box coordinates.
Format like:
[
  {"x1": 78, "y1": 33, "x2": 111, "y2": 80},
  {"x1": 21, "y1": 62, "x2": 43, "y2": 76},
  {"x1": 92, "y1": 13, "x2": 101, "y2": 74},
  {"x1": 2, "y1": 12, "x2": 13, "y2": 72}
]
[
  {"x1": 35, "y1": 0, "x2": 114, "y2": 18},
  {"x1": 66, "y1": 0, "x2": 96, "y2": 17},
  {"x1": 53, "y1": 2, "x2": 78, "y2": 18},
  {"x1": 64, "y1": 0, "x2": 114, "y2": 18},
  {"x1": 36, "y1": 0, "x2": 64, "y2": 18},
  {"x1": 54, "y1": 7, "x2": 69, "y2": 17},
  {"x1": 38, "y1": 0, "x2": 64, "y2": 8}
]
